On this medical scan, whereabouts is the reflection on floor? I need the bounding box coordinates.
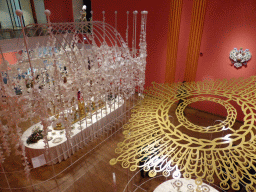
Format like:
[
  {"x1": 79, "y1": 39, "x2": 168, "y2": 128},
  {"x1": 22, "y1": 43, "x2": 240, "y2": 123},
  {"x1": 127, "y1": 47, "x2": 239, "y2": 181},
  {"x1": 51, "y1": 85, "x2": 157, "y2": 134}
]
[{"x1": 0, "y1": 102, "x2": 246, "y2": 192}]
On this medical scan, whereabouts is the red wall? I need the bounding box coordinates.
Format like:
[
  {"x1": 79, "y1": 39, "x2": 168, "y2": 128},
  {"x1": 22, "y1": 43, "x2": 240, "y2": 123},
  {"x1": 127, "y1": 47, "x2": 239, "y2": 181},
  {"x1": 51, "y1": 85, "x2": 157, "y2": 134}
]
[
  {"x1": 175, "y1": 0, "x2": 193, "y2": 82},
  {"x1": 175, "y1": 0, "x2": 256, "y2": 82},
  {"x1": 91, "y1": 0, "x2": 171, "y2": 88},
  {"x1": 196, "y1": 0, "x2": 256, "y2": 121},
  {"x1": 175, "y1": 0, "x2": 256, "y2": 121},
  {"x1": 196, "y1": 0, "x2": 256, "y2": 82},
  {"x1": 44, "y1": 0, "x2": 74, "y2": 23}
]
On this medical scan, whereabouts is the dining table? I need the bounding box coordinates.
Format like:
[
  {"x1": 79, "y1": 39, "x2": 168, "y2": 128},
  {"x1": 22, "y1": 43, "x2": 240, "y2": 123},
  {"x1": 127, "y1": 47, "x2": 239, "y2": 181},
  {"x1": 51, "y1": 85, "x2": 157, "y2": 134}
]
[{"x1": 21, "y1": 100, "x2": 125, "y2": 167}]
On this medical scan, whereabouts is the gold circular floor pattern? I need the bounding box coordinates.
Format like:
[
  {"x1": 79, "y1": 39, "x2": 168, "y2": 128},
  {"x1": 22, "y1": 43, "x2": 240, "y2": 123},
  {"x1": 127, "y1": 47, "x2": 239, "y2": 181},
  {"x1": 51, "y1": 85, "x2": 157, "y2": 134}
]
[{"x1": 110, "y1": 78, "x2": 256, "y2": 191}]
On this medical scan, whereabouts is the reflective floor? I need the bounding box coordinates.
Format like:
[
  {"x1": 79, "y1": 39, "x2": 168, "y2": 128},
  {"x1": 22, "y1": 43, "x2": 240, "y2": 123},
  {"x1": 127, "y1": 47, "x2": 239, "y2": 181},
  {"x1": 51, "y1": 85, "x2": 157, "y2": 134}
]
[{"x1": 0, "y1": 101, "x2": 250, "y2": 192}]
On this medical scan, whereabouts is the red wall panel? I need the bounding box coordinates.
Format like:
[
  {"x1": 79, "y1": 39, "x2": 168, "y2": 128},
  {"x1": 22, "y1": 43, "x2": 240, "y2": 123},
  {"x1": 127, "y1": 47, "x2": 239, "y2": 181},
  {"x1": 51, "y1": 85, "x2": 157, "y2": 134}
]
[
  {"x1": 196, "y1": 0, "x2": 256, "y2": 82},
  {"x1": 194, "y1": 0, "x2": 256, "y2": 121},
  {"x1": 44, "y1": 0, "x2": 74, "y2": 23},
  {"x1": 91, "y1": 0, "x2": 171, "y2": 88},
  {"x1": 175, "y1": 0, "x2": 193, "y2": 82},
  {"x1": 175, "y1": 0, "x2": 256, "y2": 83},
  {"x1": 175, "y1": 0, "x2": 256, "y2": 121}
]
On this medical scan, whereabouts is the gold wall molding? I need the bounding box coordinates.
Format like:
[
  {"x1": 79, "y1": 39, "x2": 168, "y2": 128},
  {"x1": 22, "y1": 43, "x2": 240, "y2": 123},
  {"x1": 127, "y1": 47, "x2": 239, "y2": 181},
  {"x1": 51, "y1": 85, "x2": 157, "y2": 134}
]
[
  {"x1": 110, "y1": 77, "x2": 256, "y2": 191},
  {"x1": 184, "y1": 0, "x2": 207, "y2": 82},
  {"x1": 165, "y1": 0, "x2": 183, "y2": 83}
]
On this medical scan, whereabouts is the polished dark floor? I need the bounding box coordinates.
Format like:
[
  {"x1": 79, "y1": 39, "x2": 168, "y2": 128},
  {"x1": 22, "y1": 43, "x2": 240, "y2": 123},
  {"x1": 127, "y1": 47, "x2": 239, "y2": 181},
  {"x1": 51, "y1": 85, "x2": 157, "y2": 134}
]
[{"x1": 1, "y1": 101, "x2": 253, "y2": 192}]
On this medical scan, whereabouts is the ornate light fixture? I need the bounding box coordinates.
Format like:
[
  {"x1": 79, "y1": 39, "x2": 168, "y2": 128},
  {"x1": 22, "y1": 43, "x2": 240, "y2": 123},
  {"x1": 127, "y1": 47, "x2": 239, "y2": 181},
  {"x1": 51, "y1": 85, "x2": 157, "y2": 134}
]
[
  {"x1": 229, "y1": 47, "x2": 251, "y2": 68},
  {"x1": 110, "y1": 78, "x2": 256, "y2": 191}
]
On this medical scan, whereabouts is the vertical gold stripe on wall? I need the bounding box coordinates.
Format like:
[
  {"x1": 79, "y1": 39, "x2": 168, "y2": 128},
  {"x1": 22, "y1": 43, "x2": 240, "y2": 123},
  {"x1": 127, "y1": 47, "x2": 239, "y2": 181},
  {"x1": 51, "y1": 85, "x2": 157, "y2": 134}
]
[
  {"x1": 184, "y1": 0, "x2": 207, "y2": 82},
  {"x1": 165, "y1": 0, "x2": 183, "y2": 84}
]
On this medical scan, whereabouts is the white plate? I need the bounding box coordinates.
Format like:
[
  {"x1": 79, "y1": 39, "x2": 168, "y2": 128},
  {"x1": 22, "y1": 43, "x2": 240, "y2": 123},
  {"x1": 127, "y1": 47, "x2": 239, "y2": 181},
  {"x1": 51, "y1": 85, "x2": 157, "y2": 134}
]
[{"x1": 52, "y1": 137, "x2": 63, "y2": 144}]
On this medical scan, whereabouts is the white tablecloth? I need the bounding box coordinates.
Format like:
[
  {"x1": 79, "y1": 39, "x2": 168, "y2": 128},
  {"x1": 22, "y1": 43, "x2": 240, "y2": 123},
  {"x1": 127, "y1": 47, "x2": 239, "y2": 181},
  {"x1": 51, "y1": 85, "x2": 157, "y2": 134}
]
[
  {"x1": 21, "y1": 100, "x2": 125, "y2": 165},
  {"x1": 154, "y1": 178, "x2": 219, "y2": 192}
]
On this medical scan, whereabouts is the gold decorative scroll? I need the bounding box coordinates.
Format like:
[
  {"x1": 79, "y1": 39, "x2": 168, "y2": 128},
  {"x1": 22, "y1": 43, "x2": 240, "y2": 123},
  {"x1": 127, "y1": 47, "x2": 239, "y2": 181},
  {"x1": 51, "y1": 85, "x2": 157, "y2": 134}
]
[
  {"x1": 110, "y1": 77, "x2": 256, "y2": 191},
  {"x1": 165, "y1": 0, "x2": 183, "y2": 83},
  {"x1": 184, "y1": 0, "x2": 207, "y2": 82}
]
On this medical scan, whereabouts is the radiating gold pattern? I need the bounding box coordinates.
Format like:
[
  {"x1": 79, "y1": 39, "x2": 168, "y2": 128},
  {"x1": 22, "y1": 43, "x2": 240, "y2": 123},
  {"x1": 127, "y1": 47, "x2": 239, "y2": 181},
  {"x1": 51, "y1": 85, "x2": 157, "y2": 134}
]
[
  {"x1": 176, "y1": 96, "x2": 237, "y2": 133},
  {"x1": 110, "y1": 77, "x2": 256, "y2": 191}
]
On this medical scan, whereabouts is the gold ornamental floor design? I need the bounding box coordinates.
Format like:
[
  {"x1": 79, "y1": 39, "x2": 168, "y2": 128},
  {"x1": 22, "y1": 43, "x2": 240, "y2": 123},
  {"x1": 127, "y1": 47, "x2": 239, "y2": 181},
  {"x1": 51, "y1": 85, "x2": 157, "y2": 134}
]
[{"x1": 110, "y1": 78, "x2": 256, "y2": 191}]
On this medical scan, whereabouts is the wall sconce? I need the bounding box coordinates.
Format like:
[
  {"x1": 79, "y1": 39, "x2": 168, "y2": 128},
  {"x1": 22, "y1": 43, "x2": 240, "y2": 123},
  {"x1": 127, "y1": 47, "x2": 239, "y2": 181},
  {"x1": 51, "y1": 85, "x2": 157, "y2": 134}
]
[{"x1": 229, "y1": 47, "x2": 251, "y2": 68}]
